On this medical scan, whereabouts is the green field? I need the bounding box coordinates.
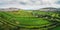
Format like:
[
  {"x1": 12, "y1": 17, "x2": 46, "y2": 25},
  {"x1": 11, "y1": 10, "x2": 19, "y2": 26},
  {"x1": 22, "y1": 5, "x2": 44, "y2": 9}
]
[{"x1": 0, "y1": 10, "x2": 60, "y2": 30}]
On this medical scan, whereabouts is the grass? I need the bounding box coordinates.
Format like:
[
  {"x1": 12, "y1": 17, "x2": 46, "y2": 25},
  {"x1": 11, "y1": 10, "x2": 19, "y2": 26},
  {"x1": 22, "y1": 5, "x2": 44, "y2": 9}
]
[
  {"x1": 0, "y1": 10, "x2": 60, "y2": 30},
  {"x1": 4, "y1": 10, "x2": 51, "y2": 26},
  {"x1": 15, "y1": 17, "x2": 51, "y2": 26},
  {"x1": 52, "y1": 26, "x2": 60, "y2": 30}
]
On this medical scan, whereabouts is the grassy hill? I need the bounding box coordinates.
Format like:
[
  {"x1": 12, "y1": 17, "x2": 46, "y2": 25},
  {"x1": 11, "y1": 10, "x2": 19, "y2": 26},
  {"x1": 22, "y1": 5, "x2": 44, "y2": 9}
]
[
  {"x1": 0, "y1": 10, "x2": 60, "y2": 30},
  {"x1": 6, "y1": 10, "x2": 35, "y2": 17}
]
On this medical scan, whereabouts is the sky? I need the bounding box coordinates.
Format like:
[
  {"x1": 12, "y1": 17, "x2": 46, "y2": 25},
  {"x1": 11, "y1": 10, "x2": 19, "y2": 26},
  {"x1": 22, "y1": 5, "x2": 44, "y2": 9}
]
[{"x1": 0, "y1": 0, "x2": 60, "y2": 10}]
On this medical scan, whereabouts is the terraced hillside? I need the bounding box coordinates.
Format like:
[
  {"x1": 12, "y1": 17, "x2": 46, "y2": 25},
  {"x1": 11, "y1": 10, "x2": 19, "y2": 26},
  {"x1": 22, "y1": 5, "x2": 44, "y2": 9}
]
[{"x1": 0, "y1": 10, "x2": 60, "y2": 30}]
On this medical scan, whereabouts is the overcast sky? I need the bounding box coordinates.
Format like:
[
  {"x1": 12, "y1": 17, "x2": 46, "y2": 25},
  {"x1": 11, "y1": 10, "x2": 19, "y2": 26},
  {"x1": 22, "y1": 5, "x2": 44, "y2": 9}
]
[{"x1": 0, "y1": 0, "x2": 60, "y2": 10}]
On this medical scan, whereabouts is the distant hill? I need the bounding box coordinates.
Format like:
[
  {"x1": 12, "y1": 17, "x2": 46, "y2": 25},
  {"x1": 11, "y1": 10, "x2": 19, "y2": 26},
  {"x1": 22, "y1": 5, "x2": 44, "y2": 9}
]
[
  {"x1": 0, "y1": 8, "x2": 20, "y2": 11},
  {"x1": 39, "y1": 7, "x2": 60, "y2": 11},
  {"x1": 0, "y1": 7, "x2": 60, "y2": 11}
]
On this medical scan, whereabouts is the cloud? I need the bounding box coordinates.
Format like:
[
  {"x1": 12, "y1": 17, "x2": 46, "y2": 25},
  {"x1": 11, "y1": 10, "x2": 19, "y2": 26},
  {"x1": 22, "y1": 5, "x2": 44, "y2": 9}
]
[
  {"x1": 55, "y1": 0, "x2": 60, "y2": 4},
  {"x1": 0, "y1": 0, "x2": 60, "y2": 10}
]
